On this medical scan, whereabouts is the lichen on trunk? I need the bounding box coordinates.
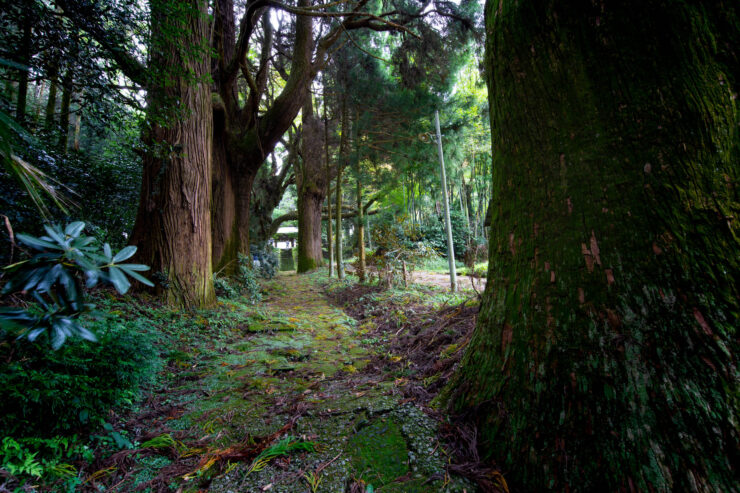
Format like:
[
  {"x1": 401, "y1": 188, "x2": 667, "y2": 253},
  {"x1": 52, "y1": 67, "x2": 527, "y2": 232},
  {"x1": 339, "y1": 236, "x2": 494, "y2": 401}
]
[{"x1": 444, "y1": 1, "x2": 739, "y2": 491}]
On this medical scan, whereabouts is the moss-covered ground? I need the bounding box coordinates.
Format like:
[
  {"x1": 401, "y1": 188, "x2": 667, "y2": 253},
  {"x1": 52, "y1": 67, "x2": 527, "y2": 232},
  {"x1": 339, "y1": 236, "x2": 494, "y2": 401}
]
[{"x1": 88, "y1": 271, "x2": 476, "y2": 492}]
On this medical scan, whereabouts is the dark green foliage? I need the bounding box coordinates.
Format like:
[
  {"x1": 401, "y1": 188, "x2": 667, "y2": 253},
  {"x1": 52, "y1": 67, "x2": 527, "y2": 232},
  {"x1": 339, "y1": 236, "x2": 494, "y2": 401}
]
[
  {"x1": 370, "y1": 215, "x2": 438, "y2": 286},
  {"x1": 0, "y1": 222, "x2": 153, "y2": 349},
  {"x1": 214, "y1": 254, "x2": 262, "y2": 302},
  {"x1": 419, "y1": 210, "x2": 469, "y2": 260},
  {"x1": 0, "y1": 315, "x2": 158, "y2": 436},
  {"x1": 250, "y1": 246, "x2": 278, "y2": 280},
  {"x1": 0, "y1": 120, "x2": 143, "y2": 252}
]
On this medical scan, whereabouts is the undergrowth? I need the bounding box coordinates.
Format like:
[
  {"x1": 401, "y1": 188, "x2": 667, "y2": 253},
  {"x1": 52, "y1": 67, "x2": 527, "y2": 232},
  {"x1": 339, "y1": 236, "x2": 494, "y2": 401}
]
[{"x1": 0, "y1": 287, "x2": 267, "y2": 490}]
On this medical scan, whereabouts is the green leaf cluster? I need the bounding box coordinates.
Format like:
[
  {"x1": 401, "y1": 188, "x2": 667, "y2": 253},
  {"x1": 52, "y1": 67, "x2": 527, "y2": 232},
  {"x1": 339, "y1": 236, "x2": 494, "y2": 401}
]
[{"x1": 0, "y1": 221, "x2": 153, "y2": 349}]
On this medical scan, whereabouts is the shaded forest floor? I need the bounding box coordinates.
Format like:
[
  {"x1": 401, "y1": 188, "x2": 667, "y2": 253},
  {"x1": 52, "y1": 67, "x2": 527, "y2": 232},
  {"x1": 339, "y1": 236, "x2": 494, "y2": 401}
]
[{"x1": 79, "y1": 271, "x2": 505, "y2": 492}]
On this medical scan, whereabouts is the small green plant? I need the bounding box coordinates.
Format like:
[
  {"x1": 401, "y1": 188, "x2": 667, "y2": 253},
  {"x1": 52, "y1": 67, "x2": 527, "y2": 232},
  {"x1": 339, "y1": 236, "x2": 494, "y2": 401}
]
[
  {"x1": 249, "y1": 246, "x2": 278, "y2": 279},
  {"x1": 1, "y1": 437, "x2": 43, "y2": 478},
  {"x1": 302, "y1": 470, "x2": 322, "y2": 492},
  {"x1": 213, "y1": 254, "x2": 262, "y2": 302},
  {"x1": 245, "y1": 436, "x2": 316, "y2": 476},
  {"x1": 0, "y1": 221, "x2": 153, "y2": 348},
  {"x1": 370, "y1": 216, "x2": 439, "y2": 288},
  {"x1": 91, "y1": 423, "x2": 134, "y2": 450},
  {"x1": 1, "y1": 435, "x2": 93, "y2": 486}
]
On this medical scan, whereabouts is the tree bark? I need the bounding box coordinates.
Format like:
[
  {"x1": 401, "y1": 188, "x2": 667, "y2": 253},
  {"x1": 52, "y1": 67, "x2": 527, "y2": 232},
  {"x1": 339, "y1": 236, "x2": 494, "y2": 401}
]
[
  {"x1": 210, "y1": 122, "x2": 239, "y2": 274},
  {"x1": 129, "y1": 0, "x2": 215, "y2": 308},
  {"x1": 444, "y1": 1, "x2": 739, "y2": 491},
  {"x1": 355, "y1": 177, "x2": 365, "y2": 282},
  {"x1": 325, "y1": 99, "x2": 334, "y2": 277},
  {"x1": 210, "y1": 0, "x2": 313, "y2": 271},
  {"x1": 250, "y1": 144, "x2": 295, "y2": 247},
  {"x1": 44, "y1": 65, "x2": 58, "y2": 130},
  {"x1": 335, "y1": 98, "x2": 348, "y2": 279},
  {"x1": 296, "y1": 96, "x2": 327, "y2": 273},
  {"x1": 58, "y1": 71, "x2": 72, "y2": 150}
]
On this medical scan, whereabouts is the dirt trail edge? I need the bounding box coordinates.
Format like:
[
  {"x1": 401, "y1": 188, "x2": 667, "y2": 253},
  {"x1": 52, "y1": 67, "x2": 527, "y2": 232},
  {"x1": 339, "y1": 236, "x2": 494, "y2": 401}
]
[{"x1": 106, "y1": 272, "x2": 475, "y2": 493}]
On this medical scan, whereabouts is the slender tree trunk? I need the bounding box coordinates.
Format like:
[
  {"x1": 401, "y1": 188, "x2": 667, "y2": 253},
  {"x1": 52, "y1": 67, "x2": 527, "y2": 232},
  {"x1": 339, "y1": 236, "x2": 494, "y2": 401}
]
[
  {"x1": 335, "y1": 99, "x2": 348, "y2": 279},
  {"x1": 325, "y1": 99, "x2": 334, "y2": 277},
  {"x1": 58, "y1": 71, "x2": 72, "y2": 150},
  {"x1": 44, "y1": 67, "x2": 58, "y2": 130},
  {"x1": 445, "y1": 1, "x2": 739, "y2": 491},
  {"x1": 356, "y1": 178, "x2": 365, "y2": 282},
  {"x1": 297, "y1": 96, "x2": 327, "y2": 273},
  {"x1": 130, "y1": 0, "x2": 214, "y2": 308},
  {"x1": 73, "y1": 110, "x2": 81, "y2": 151}
]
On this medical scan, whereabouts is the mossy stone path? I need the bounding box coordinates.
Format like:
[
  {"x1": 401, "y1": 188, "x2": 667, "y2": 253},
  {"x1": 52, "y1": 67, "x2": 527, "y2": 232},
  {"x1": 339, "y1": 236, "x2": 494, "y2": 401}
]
[{"x1": 130, "y1": 272, "x2": 472, "y2": 492}]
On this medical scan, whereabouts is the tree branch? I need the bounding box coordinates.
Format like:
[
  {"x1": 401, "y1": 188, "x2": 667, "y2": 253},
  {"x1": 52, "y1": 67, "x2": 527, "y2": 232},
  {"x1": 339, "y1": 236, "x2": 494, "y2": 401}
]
[{"x1": 54, "y1": 0, "x2": 148, "y2": 87}]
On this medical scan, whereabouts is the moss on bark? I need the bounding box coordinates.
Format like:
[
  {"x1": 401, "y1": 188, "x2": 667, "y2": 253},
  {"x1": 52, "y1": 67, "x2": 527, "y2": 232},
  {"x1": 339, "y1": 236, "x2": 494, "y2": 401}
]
[{"x1": 444, "y1": 1, "x2": 739, "y2": 491}]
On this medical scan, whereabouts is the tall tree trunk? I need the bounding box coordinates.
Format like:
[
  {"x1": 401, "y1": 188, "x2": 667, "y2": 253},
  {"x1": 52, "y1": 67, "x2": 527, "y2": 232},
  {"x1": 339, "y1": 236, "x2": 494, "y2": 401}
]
[
  {"x1": 209, "y1": 0, "x2": 312, "y2": 271},
  {"x1": 58, "y1": 71, "x2": 72, "y2": 150},
  {"x1": 444, "y1": 1, "x2": 739, "y2": 491},
  {"x1": 297, "y1": 97, "x2": 328, "y2": 273},
  {"x1": 210, "y1": 122, "x2": 239, "y2": 274},
  {"x1": 335, "y1": 99, "x2": 348, "y2": 279},
  {"x1": 325, "y1": 99, "x2": 334, "y2": 277},
  {"x1": 44, "y1": 67, "x2": 58, "y2": 130},
  {"x1": 73, "y1": 109, "x2": 81, "y2": 151},
  {"x1": 129, "y1": 0, "x2": 215, "y2": 308},
  {"x1": 355, "y1": 178, "x2": 365, "y2": 282}
]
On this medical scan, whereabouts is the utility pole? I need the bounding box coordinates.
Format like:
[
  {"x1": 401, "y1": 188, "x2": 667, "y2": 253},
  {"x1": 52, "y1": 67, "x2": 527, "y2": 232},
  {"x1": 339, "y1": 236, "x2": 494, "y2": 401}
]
[{"x1": 434, "y1": 110, "x2": 457, "y2": 292}]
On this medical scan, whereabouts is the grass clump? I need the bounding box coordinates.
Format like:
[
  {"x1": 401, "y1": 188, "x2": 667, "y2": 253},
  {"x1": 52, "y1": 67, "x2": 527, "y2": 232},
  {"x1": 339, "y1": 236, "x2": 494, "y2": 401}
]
[{"x1": 246, "y1": 435, "x2": 317, "y2": 476}]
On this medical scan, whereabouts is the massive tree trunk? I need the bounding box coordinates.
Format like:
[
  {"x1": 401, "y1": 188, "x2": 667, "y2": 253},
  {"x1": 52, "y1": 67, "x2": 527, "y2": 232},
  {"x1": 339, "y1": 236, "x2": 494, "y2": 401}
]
[
  {"x1": 211, "y1": 124, "x2": 239, "y2": 273},
  {"x1": 210, "y1": 0, "x2": 313, "y2": 271},
  {"x1": 296, "y1": 97, "x2": 327, "y2": 272},
  {"x1": 445, "y1": 1, "x2": 739, "y2": 491},
  {"x1": 129, "y1": 0, "x2": 215, "y2": 308}
]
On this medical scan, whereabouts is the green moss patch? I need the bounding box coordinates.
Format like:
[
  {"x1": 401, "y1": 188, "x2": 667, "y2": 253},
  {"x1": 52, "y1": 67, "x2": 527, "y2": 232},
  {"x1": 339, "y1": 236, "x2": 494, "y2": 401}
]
[{"x1": 347, "y1": 418, "x2": 409, "y2": 487}]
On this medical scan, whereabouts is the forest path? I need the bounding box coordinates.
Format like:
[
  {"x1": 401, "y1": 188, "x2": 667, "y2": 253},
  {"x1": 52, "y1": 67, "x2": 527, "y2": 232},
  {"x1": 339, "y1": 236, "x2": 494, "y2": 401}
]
[{"x1": 113, "y1": 272, "x2": 472, "y2": 492}]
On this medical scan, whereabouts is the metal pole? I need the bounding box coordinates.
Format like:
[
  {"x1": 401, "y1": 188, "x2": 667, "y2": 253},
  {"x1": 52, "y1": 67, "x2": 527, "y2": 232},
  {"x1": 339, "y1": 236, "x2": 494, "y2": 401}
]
[{"x1": 434, "y1": 110, "x2": 457, "y2": 292}]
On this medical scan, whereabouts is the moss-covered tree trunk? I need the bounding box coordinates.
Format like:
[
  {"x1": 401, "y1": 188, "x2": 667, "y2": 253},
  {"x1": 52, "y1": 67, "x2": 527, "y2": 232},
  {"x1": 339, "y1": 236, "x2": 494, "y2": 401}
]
[
  {"x1": 446, "y1": 1, "x2": 739, "y2": 491},
  {"x1": 297, "y1": 97, "x2": 327, "y2": 273},
  {"x1": 129, "y1": 0, "x2": 215, "y2": 308}
]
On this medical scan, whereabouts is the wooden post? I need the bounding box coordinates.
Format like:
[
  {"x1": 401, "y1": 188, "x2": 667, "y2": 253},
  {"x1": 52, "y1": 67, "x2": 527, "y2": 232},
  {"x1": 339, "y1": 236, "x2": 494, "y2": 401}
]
[{"x1": 434, "y1": 110, "x2": 457, "y2": 292}]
